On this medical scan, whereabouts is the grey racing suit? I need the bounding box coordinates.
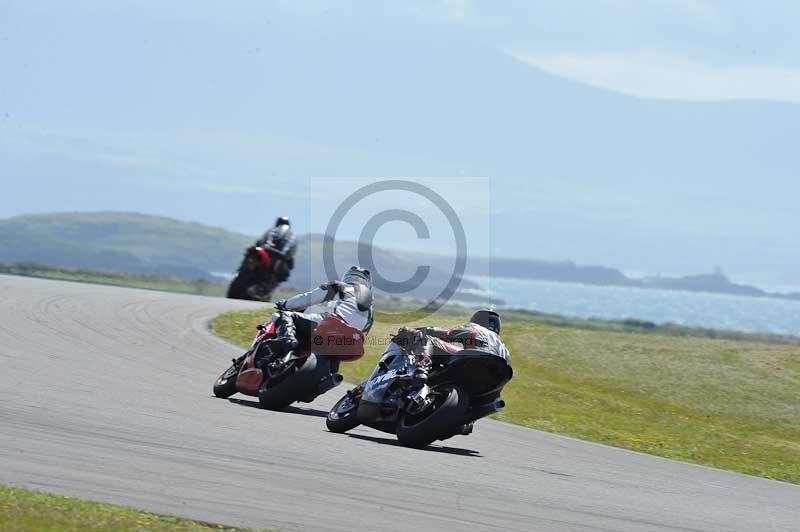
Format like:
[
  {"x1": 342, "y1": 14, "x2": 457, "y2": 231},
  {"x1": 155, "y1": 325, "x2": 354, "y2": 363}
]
[
  {"x1": 264, "y1": 280, "x2": 373, "y2": 366},
  {"x1": 256, "y1": 225, "x2": 297, "y2": 282},
  {"x1": 257, "y1": 226, "x2": 297, "y2": 259}
]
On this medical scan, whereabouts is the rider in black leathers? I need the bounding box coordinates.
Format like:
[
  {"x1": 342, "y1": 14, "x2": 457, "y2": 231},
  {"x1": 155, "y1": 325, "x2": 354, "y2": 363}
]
[
  {"x1": 256, "y1": 216, "x2": 297, "y2": 283},
  {"x1": 392, "y1": 309, "x2": 509, "y2": 383}
]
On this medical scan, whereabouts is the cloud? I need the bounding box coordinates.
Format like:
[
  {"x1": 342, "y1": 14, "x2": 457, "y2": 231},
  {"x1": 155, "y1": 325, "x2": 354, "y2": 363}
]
[
  {"x1": 442, "y1": 0, "x2": 471, "y2": 22},
  {"x1": 654, "y1": 0, "x2": 720, "y2": 23},
  {"x1": 508, "y1": 49, "x2": 800, "y2": 103}
]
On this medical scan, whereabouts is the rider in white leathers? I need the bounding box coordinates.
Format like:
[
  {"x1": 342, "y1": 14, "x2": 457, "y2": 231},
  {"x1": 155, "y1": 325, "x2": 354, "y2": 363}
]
[{"x1": 259, "y1": 267, "x2": 373, "y2": 370}]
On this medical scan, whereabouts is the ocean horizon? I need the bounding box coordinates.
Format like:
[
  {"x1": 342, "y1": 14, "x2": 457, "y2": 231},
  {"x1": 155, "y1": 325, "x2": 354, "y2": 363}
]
[{"x1": 462, "y1": 275, "x2": 800, "y2": 336}]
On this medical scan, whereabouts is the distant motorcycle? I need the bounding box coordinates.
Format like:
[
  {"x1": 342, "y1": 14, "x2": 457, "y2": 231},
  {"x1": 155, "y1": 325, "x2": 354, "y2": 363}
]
[
  {"x1": 227, "y1": 246, "x2": 279, "y2": 302},
  {"x1": 213, "y1": 315, "x2": 365, "y2": 410},
  {"x1": 326, "y1": 338, "x2": 512, "y2": 448}
]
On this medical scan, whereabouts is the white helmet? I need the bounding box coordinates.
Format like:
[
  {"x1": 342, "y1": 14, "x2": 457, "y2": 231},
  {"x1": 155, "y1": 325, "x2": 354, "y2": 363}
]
[{"x1": 342, "y1": 266, "x2": 371, "y2": 287}]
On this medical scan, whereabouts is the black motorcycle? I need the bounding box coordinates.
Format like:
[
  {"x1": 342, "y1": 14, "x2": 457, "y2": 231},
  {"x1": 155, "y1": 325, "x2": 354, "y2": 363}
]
[{"x1": 326, "y1": 340, "x2": 512, "y2": 448}]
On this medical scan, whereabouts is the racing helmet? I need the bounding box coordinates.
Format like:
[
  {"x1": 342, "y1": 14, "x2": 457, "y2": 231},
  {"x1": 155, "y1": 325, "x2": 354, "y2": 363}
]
[
  {"x1": 274, "y1": 216, "x2": 290, "y2": 227},
  {"x1": 342, "y1": 266, "x2": 371, "y2": 287},
  {"x1": 270, "y1": 223, "x2": 291, "y2": 248},
  {"x1": 469, "y1": 309, "x2": 501, "y2": 334}
]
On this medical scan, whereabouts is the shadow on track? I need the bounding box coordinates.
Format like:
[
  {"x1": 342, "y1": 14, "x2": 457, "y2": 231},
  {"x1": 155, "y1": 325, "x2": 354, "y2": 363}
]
[
  {"x1": 225, "y1": 397, "x2": 329, "y2": 418},
  {"x1": 343, "y1": 432, "x2": 482, "y2": 457}
]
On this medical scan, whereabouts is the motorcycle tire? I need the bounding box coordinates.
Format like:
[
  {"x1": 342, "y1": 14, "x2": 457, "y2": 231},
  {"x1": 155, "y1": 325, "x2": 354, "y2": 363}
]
[
  {"x1": 326, "y1": 393, "x2": 361, "y2": 433},
  {"x1": 213, "y1": 362, "x2": 240, "y2": 398},
  {"x1": 252, "y1": 278, "x2": 277, "y2": 302},
  {"x1": 258, "y1": 354, "x2": 324, "y2": 410},
  {"x1": 226, "y1": 272, "x2": 252, "y2": 300},
  {"x1": 396, "y1": 385, "x2": 469, "y2": 448}
]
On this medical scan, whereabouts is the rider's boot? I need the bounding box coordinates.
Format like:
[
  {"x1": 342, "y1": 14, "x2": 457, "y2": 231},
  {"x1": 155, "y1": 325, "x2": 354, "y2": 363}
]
[
  {"x1": 346, "y1": 384, "x2": 363, "y2": 399},
  {"x1": 257, "y1": 312, "x2": 299, "y2": 371},
  {"x1": 265, "y1": 348, "x2": 296, "y2": 374},
  {"x1": 231, "y1": 353, "x2": 246, "y2": 368},
  {"x1": 411, "y1": 347, "x2": 433, "y2": 385}
]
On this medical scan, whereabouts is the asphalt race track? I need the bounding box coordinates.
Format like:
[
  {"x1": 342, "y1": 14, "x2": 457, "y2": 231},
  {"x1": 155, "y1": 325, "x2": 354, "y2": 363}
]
[{"x1": 0, "y1": 275, "x2": 797, "y2": 531}]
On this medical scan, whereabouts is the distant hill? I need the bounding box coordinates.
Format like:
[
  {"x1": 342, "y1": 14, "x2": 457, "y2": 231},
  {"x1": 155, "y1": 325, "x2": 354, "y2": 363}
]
[
  {"x1": 293, "y1": 234, "x2": 486, "y2": 301},
  {"x1": 641, "y1": 272, "x2": 765, "y2": 297},
  {"x1": 1, "y1": 212, "x2": 795, "y2": 302},
  {"x1": 409, "y1": 254, "x2": 637, "y2": 286},
  {"x1": 0, "y1": 212, "x2": 491, "y2": 303},
  {"x1": 411, "y1": 251, "x2": 800, "y2": 301},
  {"x1": 0, "y1": 212, "x2": 251, "y2": 279}
]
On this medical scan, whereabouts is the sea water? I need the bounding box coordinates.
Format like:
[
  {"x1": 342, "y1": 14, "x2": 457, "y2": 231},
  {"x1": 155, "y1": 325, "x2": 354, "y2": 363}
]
[{"x1": 462, "y1": 276, "x2": 800, "y2": 336}]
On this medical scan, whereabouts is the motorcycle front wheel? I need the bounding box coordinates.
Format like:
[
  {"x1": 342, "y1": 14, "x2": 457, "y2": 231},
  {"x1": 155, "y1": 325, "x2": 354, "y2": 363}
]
[
  {"x1": 396, "y1": 385, "x2": 469, "y2": 448},
  {"x1": 213, "y1": 362, "x2": 240, "y2": 398},
  {"x1": 226, "y1": 271, "x2": 253, "y2": 300},
  {"x1": 326, "y1": 393, "x2": 361, "y2": 433}
]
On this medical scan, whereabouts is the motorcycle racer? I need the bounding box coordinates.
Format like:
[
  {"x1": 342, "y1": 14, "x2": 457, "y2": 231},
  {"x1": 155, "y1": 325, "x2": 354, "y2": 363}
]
[
  {"x1": 259, "y1": 266, "x2": 374, "y2": 372},
  {"x1": 392, "y1": 309, "x2": 510, "y2": 384},
  {"x1": 256, "y1": 216, "x2": 297, "y2": 283}
]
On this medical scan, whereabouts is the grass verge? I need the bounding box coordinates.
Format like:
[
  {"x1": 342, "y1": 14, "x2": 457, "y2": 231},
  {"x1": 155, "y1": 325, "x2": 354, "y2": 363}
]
[
  {"x1": 212, "y1": 309, "x2": 800, "y2": 484},
  {"x1": 0, "y1": 485, "x2": 266, "y2": 531}
]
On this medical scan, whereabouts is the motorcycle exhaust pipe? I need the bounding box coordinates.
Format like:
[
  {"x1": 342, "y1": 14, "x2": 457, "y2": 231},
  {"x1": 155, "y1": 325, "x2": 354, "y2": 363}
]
[
  {"x1": 464, "y1": 398, "x2": 506, "y2": 423},
  {"x1": 317, "y1": 372, "x2": 344, "y2": 395}
]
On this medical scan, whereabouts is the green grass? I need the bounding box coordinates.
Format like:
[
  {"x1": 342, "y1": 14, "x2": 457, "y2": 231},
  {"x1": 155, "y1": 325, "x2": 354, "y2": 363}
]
[
  {"x1": 0, "y1": 486, "x2": 266, "y2": 532},
  {"x1": 212, "y1": 309, "x2": 800, "y2": 484}
]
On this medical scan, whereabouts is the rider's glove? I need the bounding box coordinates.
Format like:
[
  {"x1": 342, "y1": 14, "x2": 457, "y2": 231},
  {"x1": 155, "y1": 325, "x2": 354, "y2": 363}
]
[
  {"x1": 275, "y1": 299, "x2": 288, "y2": 311},
  {"x1": 393, "y1": 327, "x2": 423, "y2": 348},
  {"x1": 412, "y1": 366, "x2": 429, "y2": 383}
]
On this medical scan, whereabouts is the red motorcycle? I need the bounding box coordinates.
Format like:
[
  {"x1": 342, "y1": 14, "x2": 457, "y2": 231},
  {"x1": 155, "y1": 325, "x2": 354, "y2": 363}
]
[
  {"x1": 213, "y1": 314, "x2": 365, "y2": 410},
  {"x1": 227, "y1": 246, "x2": 279, "y2": 302}
]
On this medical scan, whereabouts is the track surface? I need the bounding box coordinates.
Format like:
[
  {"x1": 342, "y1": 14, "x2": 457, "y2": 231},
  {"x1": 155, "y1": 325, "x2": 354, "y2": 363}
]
[{"x1": 0, "y1": 276, "x2": 797, "y2": 531}]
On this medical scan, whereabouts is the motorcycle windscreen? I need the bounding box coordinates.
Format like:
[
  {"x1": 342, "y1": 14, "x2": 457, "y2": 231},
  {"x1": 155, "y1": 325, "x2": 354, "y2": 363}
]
[{"x1": 360, "y1": 343, "x2": 407, "y2": 405}]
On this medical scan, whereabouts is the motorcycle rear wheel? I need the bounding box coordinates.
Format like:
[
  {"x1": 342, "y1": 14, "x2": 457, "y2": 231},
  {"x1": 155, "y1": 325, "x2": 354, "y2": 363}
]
[
  {"x1": 258, "y1": 354, "x2": 324, "y2": 410},
  {"x1": 396, "y1": 385, "x2": 469, "y2": 448},
  {"x1": 250, "y1": 278, "x2": 277, "y2": 302}
]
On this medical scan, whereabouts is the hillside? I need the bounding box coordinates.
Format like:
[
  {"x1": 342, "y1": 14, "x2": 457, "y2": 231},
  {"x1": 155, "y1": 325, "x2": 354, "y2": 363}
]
[
  {"x1": 411, "y1": 253, "x2": 637, "y2": 286},
  {"x1": 0, "y1": 212, "x2": 251, "y2": 279},
  {"x1": 0, "y1": 212, "x2": 489, "y2": 302},
  {"x1": 410, "y1": 251, "x2": 800, "y2": 300},
  {"x1": 2, "y1": 211, "x2": 793, "y2": 302}
]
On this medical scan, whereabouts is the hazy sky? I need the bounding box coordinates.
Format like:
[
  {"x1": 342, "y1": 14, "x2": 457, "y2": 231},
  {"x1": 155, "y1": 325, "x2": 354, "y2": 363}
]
[{"x1": 1, "y1": 1, "x2": 798, "y2": 289}]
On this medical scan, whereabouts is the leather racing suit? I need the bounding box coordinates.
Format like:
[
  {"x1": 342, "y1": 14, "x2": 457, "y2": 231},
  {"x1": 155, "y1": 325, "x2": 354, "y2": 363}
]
[
  {"x1": 393, "y1": 322, "x2": 510, "y2": 378},
  {"x1": 263, "y1": 277, "x2": 374, "y2": 370}
]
